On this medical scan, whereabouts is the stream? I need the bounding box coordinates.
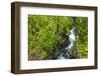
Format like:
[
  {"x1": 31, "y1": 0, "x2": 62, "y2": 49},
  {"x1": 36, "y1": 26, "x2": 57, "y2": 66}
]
[{"x1": 52, "y1": 26, "x2": 77, "y2": 59}]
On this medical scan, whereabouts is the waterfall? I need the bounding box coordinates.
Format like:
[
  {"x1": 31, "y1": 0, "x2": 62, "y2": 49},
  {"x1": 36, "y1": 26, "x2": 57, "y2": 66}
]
[
  {"x1": 65, "y1": 26, "x2": 77, "y2": 50},
  {"x1": 57, "y1": 26, "x2": 77, "y2": 59}
]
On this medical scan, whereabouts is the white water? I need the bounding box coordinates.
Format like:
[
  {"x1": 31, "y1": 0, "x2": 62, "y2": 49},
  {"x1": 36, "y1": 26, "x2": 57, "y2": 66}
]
[
  {"x1": 58, "y1": 26, "x2": 77, "y2": 59},
  {"x1": 58, "y1": 53, "x2": 66, "y2": 59},
  {"x1": 65, "y1": 26, "x2": 76, "y2": 50}
]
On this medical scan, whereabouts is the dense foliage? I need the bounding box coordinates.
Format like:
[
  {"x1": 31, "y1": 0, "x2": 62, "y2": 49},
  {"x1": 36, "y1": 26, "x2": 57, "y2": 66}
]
[
  {"x1": 76, "y1": 18, "x2": 88, "y2": 58},
  {"x1": 28, "y1": 15, "x2": 88, "y2": 60}
]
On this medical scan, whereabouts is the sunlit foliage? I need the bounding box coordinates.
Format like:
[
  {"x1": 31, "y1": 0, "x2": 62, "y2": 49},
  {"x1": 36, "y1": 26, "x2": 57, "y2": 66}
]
[{"x1": 28, "y1": 15, "x2": 88, "y2": 60}]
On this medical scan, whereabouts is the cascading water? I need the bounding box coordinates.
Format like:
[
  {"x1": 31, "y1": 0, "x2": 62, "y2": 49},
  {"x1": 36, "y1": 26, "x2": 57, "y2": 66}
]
[
  {"x1": 57, "y1": 26, "x2": 77, "y2": 59},
  {"x1": 65, "y1": 26, "x2": 77, "y2": 50}
]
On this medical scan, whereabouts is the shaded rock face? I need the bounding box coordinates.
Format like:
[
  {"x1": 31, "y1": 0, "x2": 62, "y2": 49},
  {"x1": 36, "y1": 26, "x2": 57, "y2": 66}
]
[
  {"x1": 52, "y1": 35, "x2": 70, "y2": 59},
  {"x1": 52, "y1": 26, "x2": 78, "y2": 59}
]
